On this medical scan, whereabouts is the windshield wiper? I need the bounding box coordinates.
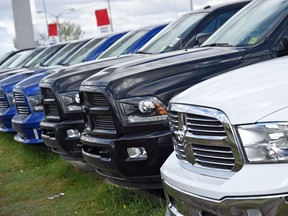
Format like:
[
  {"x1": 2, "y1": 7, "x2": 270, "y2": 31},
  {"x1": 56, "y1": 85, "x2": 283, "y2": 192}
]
[
  {"x1": 58, "y1": 62, "x2": 70, "y2": 66},
  {"x1": 202, "y1": 43, "x2": 233, "y2": 47},
  {"x1": 136, "y1": 51, "x2": 153, "y2": 54}
]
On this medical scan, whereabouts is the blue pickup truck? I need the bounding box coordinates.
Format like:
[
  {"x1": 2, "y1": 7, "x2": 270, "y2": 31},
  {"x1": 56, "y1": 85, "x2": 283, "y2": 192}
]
[
  {"x1": 10, "y1": 24, "x2": 166, "y2": 144},
  {"x1": 0, "y1": 32, "x2": 127, "y2": 134}
]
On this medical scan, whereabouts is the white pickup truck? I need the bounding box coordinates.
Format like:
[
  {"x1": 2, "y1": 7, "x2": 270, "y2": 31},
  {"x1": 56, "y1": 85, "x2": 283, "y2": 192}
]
[{"x1": 161, "y1": 56, "x2": 288, "y2": 216}]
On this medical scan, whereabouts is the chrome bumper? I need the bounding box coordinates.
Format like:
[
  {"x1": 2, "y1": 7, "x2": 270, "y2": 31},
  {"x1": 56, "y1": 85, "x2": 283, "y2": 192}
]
[{"x1": 163, "y1": 180, "x2": 288, "y2": 216}]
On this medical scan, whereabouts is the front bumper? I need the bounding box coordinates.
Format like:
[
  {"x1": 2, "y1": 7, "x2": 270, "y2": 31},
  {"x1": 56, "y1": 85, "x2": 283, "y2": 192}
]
[
  {"x1": 12, "y1": 112, "x2": 43, "y2": 144},
  {"x1": 80, "y1": 129, "x2": 173, "y2": 189},
  {"x1": 162, "y1": 152, "x2": 288, "y2": 216},
  {"x1": 40, "y1": 119, "x2": 85, "y2": 161},
  {"x1": 0, "y1": 106, "x2": 16, "y2": 132},
  {"x1": 164, "y1": 181, "x2": 288, "y2": 216}
]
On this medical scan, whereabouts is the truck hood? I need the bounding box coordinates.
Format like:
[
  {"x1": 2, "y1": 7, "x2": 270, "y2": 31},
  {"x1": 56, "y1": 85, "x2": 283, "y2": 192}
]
[
  {"x1": 40, "y1": 54, "x2": 145, "y2": 93},
  {"x1": 0, "y1": 67, "x2": 51, "y2": 93},
  {"x1": 0, "y1": 67, "x2": 27, "y2": 74},
  {"x1": 81, "y1": 47, "x2": 246, "y2": 101},
  {"x1": 0, "y1": 68, "x2": 31, "y2": 81},
  {"x1": 13, "y1": 68, "x2": 61, "y2": 96},
  {"x1": 171, "y1": 56, "x2": 288, "y2": 125}
]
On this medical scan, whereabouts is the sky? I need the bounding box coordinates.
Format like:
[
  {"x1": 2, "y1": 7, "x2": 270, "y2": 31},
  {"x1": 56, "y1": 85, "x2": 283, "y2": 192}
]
[{"x1": 0, "y1": 0, "x2": 238, "y2": 56}]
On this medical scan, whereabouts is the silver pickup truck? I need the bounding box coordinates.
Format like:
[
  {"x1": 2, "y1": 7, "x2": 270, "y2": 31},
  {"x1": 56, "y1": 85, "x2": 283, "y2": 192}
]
[{"x1": 162, "y1": 56, "x2": 288, "y2": 216}]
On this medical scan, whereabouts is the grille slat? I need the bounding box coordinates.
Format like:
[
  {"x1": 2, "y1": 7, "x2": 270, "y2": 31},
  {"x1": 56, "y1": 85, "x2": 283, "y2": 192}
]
[
  {"x1": 169, "y1": 110, "x2": 235, "y2": 171},
  {"x1": 192, "y1": 147, "x2": 232, "y2": 154},
  {"x1": 187, "y1": 128, "x2": 226, "y2": 136},
  {"x1": 195, "y1": 158, "x2": 235, "y2": 167},
  {"x1": 187, "y1": 122, "x2": 224, "y2": 128},
  {"x1": 194, "y1": 153, "x2": 234, "y2": 160}
]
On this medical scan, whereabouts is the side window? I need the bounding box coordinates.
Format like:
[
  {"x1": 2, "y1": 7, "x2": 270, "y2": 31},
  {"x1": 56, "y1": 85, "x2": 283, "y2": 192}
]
[
  {"x1": 184, "y1": 9, "x2": 239, "y2": 49},
  {"x1": 200, "y1": 10, "x2": 238, "y2": 34}
]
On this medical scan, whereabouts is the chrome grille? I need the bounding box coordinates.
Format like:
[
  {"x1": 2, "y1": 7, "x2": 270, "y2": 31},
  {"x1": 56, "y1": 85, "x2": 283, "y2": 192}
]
[
  {"x1": 14, "y1": 92, "x2": 30, "y2": 116},
  {"x1": 169, "y1": 104, "x2": 242, "y2": 174},
  {"x1": 84, "y1": 92, "x2": 116, "y2": 133},
  {"x1": 186, "y1": 113, "x2": 226, "y2": 137},
  {"x1": 0, "y1": 90, "x2": 8, "y2": 111},
  {"x1": 192, "y1": 144, "x2": 235, "y2": 170}
]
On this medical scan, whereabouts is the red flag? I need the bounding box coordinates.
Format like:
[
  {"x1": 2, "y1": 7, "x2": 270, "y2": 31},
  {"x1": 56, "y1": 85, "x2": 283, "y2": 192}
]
[
  {"x1": 95, "y1": 9, "x2": 110, "y2": 26},
  {"x1": 48, "y1": 23, "x2": 58, "y2": 36}
]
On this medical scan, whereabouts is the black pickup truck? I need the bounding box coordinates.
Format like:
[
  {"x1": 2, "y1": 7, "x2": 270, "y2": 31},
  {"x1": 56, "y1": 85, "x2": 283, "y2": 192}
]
[
  {"x1": 39, "y1": 1, "x2": 248, "y2": 161},
  {"x1": 79, "y1": 0, "x2": 288, "y2": 189}
]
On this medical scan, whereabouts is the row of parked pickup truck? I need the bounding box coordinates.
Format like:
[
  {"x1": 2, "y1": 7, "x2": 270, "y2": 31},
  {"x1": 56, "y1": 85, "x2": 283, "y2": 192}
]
[{"x1": 1, "y1": 0, "x2": 288, "y2": 215}]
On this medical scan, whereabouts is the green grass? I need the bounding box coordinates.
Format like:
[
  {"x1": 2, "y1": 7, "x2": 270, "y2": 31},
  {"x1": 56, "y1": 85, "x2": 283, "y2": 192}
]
[{"x1": 0, "y1": 132, "x2": 165, "y2": 216}]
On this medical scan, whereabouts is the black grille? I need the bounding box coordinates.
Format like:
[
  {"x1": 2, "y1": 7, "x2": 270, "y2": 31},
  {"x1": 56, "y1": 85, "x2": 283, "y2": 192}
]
[
  {"x1": 41, "y1": 87, "x2": 60, "y2": 119},
  {"x1": 0, "y1": 90, "x2": 8, "y2": 112},
  {"x1": 14, "y1": 92, "x2": 30, "y2": 116},
  {"x1": 169, "y1": 111, "x2": 235, "y2": 171},
  {"x1": 41, "y1": 88, "x2": 54, "y2": 98},
  {"x1": 46, "y1": 104, "x2": 60, "y2": 116},
  {"x1": 93, "y1": 114, "x2": 115, "y2": 130},
  {"x1": 85, "y1": 92, "x2": 116, "y2": 133},
  {"x1": 89, "y1": 93, "x2": 109, "y2": 106}
]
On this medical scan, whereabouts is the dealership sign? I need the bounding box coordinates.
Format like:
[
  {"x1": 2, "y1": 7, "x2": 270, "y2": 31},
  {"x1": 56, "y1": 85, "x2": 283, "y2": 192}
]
[
  {"x1": 95, "y1": 9, "x2": 111, "y2": 33},
  {"x1": 48, "y1": 23, "x2": 60, "y2": 44}
]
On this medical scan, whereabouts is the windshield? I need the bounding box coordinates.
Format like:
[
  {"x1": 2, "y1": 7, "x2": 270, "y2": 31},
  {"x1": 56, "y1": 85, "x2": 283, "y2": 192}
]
[
  {"x1": 0, "y1": 51, "x2": 12, "y2": 64},
  {"x1": 98, "y1": 30, "x2": 147, "y2": 59},
  {"x1": 62, "y1": 38, "x2": 105, "y2": 65},
  {"x1": 43, "y1": 42, "x2": 80, "y2": 66},
  {"x1": 0, "y1": 53, "x2": 22, "y2": 69},
  {"x1": 7, "y1": 49, "x2": 42, "y2": 69},
  {"x1": 24, "y1": 44, "x2": 64, "y2": 68},
  {"x1": 139, "y1": 12, "x2": 207, "y2": 54},
  {"x1": 203, "y1": 0, "x2": 288, "y2": 47}
]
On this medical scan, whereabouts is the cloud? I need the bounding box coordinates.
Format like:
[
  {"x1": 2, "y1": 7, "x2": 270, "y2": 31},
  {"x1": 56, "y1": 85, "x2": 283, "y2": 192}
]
[{"x1": 0, "y1": 0, "x2": 240, "y2": 55}]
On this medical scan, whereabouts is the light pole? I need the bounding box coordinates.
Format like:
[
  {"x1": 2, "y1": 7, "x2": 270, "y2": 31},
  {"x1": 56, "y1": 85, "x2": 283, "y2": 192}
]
[
  {"x1": 41, "y1": 0, "x2": 49, "y2": 39},
  {"x1": 38, "y1": 8, "x2": 76, "y2": 42},
  {"x1": 107, "y1": 0, "x2": 113, "y2": 32},
  {"x1": 190, "y1": 0, "x2": 193, "y2": 10}
]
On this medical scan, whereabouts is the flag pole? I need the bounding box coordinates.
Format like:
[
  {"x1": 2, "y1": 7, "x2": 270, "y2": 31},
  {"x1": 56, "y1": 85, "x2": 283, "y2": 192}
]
[{"x1": 107, "y1": 0, "x2": 113, "y2": 32}]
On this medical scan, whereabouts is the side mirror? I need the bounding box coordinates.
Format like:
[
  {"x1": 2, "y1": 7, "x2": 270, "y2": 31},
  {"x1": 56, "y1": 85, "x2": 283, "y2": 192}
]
[
  {"x1": 276, "y1": 36, "x2": 288, "y2": 56},
  {"x1": 195, "y1": 33, "x2": 212, "y2": 46}
]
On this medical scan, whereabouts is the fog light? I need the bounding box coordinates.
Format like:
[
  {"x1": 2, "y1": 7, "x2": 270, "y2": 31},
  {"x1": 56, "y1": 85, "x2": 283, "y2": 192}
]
[
  {"x1": 67, "y1": 129, "x2": 80, "y2": 138},
  {"x1": 127, "y1": 147, "x2": 147, "y2": 159},
  {"x1": 33, "y1": 129, "x2": 39, "y2": 140}
]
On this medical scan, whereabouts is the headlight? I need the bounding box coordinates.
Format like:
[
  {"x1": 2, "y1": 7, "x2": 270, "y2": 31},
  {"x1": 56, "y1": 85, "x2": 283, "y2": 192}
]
[
  {"x1": 119, "y1": 97, "x2": 167, "y2": 124},
  {"x1": 61, "y1": 92, "x2": 81, "y2": 112},
  {"x1": 28, "y1": 95, "x2": 43, "y2": 111},
  {"x1": 237, "y1": 123, "x2": 288, "y2": 163}
]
